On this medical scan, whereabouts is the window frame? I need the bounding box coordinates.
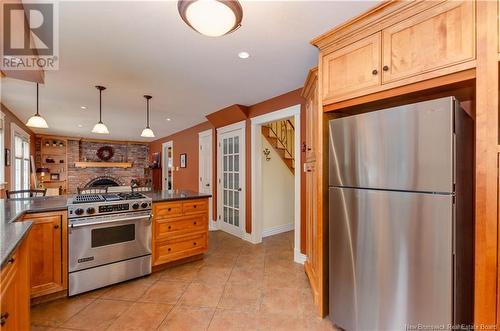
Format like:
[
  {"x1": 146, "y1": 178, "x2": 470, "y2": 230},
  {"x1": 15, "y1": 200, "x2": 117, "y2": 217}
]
[
  {"x1": 0, "y1": 111, "x2": 4, "y2": 185},
  {"x1": 10, "y1": 122, "x2": 31, "y2": 191}
]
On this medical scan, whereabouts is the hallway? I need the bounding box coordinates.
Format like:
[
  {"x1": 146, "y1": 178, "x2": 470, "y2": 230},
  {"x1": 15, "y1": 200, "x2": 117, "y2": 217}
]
[{"x1": 30, "y1": 231, "x2": 335, "y2": 331}]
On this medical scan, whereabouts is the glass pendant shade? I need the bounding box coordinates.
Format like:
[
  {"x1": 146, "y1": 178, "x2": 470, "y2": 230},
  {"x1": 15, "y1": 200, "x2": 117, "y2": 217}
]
[
  {"x1": 93, "y1": 85, "x2": 109, "y2": 134},
  {"x1": 141, "y1": 95, "x2": 155, "y2": 138},
  {"x1": 178, "y1": 0, "x2": 243, "y2": 37},
  {"x1": 141, "y1": 127, "x2": 155, "y2": 138},
  {"x1": 92, "y1": 122, "x2": 109, "y2": 134},
  {"x1": 26, "y1": 83, "x2": 49, "y2": 128}
]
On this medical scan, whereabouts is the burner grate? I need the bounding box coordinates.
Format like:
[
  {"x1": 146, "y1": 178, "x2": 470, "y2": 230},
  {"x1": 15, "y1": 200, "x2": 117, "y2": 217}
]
[{"x1": 73, "y1": 194, "x2": 105, "y2": 203}]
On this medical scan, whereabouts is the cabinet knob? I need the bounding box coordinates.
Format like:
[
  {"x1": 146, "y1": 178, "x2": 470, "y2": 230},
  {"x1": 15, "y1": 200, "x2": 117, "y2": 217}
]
[
  {"x1": 383, "y1": 65, "x2": 389, "y2": 71},
  {"x1": 193, "y1": 221, "x2": 197, "y2": 225},
  {"x1": 54, "y1": 224, "x2": 60, "y2": 229},
  {"x1": 168, "y1": 226, "x2": 172, "y2": 230},
  {"x1": 193, "y1": 205, "x2": 197, "y2": 208},
  {"x1": 372, "y1": 69, "x2": 378, "y2": 75},
  {"x1": 1, "y1": 312, "x2": 9, "y2": 326},
  {"x1": 7, "y1": 257, "x2": 14, "y2": 264},
  {"x1": 167, "y1": 208, "x2": 171, "y2": 212},
  {"x1": 193, "y1": 242, "x2": 197, "y2": 246},
  {"x1": 168, "y1": 248, "x2": 171, "y2": 252}
]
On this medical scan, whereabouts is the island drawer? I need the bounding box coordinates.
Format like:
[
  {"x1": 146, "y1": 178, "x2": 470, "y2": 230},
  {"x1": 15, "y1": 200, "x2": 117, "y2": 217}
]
[
  {"x1": 155, "y1": 214, "x2": 208, "y2": 240},
  {"x1": 153, "y1": 233, "x2": 208, "y2": 266},
  {"x1": 182, "y1": 199, "x2": 208, "y2": 215},
  {"x1": 153, "y1": 202, "x2": 183, "y2": 218}
]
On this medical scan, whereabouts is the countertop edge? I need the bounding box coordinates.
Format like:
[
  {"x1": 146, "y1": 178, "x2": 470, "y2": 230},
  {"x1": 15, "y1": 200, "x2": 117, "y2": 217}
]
[{"x1": 1, "y1": 221, "x2": 32, "y2": 269}]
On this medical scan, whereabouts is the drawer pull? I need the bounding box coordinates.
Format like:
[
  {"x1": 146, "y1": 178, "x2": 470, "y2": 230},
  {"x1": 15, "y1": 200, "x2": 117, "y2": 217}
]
[
  {"x1": 193, "y1": 242, "x2": 197, "y2": 246},
  {"x1": 372, "y1": 69, "x2": 378, "y2": 75},
  {"x1": 1, "y1": 312, "x2": 9, "y2": 326},
  {"x1": 168, "y1": 226, "x2": 172, "y2": 230},
  {"x1": 7, "y1": 257, "x2": 14, "y2": 264},
  {"x1": 193, "y1": 205, "x2": 197, "y2": 208},
  {"x1": 167, "y1": 208, "x2": 171, "y2": 212},
  {"x1": 54, "y1": 224, "x2": 60, "y2": 229},
  {"x1": 193, "y1": 221, "x2": 197, "y2": 225},
  {"x1": 168, "y1": 248, "x2": 171, "y2": 252}
]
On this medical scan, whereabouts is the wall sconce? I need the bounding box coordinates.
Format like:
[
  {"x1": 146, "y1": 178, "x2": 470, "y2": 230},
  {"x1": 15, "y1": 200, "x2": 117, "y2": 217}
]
[{"x1": 263, "y1": 148, "x2": 271, "y2": 161}]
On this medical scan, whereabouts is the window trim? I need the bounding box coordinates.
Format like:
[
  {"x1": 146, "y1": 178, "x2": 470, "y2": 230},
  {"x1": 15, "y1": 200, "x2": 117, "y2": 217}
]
[
  {"x1": 10, "y1": 122, "x2": 31, "y2": 190},
  {"x1": 0, "y1": 111, "x2": 4, "y2": 185}
]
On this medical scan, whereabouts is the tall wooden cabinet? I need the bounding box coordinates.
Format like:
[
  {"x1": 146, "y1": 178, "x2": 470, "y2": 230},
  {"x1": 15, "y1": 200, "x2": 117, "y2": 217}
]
[
  {"x1": 302, "y1": 68, "x2": 326, "y2": 316},
  {"x1": 21, "y1": 211, "x2": 68, "y2": 298}
]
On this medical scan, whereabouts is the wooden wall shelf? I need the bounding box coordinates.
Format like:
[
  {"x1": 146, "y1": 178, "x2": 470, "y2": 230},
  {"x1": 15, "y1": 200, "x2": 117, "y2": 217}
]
[{"x1": 74, "y1": 162, "x2": 133, "y2": 169}]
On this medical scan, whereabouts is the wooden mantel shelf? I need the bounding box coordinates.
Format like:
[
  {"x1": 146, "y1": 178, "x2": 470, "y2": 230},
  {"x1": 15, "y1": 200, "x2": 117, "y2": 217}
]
[{"x1": 74, "y1": 162, "x2": 133, "y2": 169}]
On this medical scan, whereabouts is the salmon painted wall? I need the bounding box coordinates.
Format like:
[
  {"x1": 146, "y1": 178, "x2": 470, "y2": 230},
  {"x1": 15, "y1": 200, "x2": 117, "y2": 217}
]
[
  {"x1": 149, "y1": 88, "x2": 306, "y2": 253},
  {"x1": 1, "y1": 103, "x2": 36, "y2": 194}
]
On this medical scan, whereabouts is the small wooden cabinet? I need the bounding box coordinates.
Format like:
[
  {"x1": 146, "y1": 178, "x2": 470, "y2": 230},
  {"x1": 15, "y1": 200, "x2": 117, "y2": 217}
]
[
  {"x1": 21, "y1": 211, "x2": 67, "y2": 298},
  {"x1": 322, "y1": 33, "x2": 381, "y2": 102},
  {"x1": 152, "y1": 199, "x2": 209, "y2": 266},
  {"x1": 1, "y1": 237, "x2": 30, "y2": 331},
  {"x1": 317, "y1": 0, "x2": 476, "y2": 105}
]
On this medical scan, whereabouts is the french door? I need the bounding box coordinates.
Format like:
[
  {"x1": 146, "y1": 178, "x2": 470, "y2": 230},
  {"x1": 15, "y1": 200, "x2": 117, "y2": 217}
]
[{"x1": 217, "y1": 122, "x2": 245, "y2": 237}]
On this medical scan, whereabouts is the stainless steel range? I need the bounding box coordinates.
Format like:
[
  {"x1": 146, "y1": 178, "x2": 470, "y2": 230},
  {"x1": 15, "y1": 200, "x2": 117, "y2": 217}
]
[{"x1": 67, "y1": 192, "x2": 152, "y2": 296}]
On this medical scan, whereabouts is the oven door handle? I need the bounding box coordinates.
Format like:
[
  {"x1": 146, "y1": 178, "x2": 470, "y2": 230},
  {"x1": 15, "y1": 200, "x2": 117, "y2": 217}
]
[{"x1": 70, "y1": 214, "x2": 152, "y2": 228}]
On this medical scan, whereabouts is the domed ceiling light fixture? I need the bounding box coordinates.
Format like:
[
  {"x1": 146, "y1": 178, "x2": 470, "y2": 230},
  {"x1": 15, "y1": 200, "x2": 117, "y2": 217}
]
[
  {"x1": 91, "y1": 85, "x2": 109, "y2": 134},
  {"x1": 26, "y1": 83, "x2": 49, "y2": 128},
  {"x1": 141, "y1": 95, "x2": 155, "y2": 138},
  {"x1": 178, "y1": 0, "x2": 243, "y2": 37}
]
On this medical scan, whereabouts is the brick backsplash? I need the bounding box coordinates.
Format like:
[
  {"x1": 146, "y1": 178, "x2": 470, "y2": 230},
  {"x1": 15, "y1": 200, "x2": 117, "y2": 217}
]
[{"x1": 67, "y1": 140, "x2": 150, "y2": 194}]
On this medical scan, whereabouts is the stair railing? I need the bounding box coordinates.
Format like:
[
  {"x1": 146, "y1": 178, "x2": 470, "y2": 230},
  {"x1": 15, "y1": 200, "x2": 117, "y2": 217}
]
[{"x1": 267, "y1": 119, "x2": 294, "y2": 160}]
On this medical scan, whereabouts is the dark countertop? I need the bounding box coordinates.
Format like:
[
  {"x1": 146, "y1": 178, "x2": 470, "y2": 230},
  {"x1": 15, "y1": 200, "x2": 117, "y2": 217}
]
[{"x1": 0, "y1": 190, "x2": 210, "y2": 268}]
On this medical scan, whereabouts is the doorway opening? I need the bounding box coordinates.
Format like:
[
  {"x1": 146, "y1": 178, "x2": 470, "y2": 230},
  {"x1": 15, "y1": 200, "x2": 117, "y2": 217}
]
[
  {"x1": 162, "y1": 141, "x2": 173, "y2": 191},
  {"x1": 250, "y1": 104, "x2": 304, "y2": 264}
]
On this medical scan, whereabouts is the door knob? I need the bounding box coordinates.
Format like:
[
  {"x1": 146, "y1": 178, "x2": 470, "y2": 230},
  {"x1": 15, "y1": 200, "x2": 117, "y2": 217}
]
[
  {"x1": 238, "y1": 188, "x2": 242, "y2": 192},
  {"x1": 205, "y1": 183, "x2": 210, "y2": 187}
]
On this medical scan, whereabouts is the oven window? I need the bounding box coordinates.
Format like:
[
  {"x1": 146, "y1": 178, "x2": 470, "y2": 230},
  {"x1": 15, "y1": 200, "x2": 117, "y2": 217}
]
[{"x1": 91, "y1": 224, "x2": 135, "y2": 248}]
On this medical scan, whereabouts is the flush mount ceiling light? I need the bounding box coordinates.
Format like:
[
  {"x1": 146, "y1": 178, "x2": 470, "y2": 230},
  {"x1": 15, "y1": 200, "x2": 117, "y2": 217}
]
[
  {"x1": 178, "y1": 0, "x2": 243, "y2": 37},
  {"x1": 91, "y1": 85, "x2": 109, "y2": 134},
  {"x1": 26, "y1": 83, "x2": 49, "y2": 129},
  {"x1": 238, "y1": 51, "x2": 250, "y2": 59},
  {"x1": 141, "y1": 95, "x2": 155, "y2": 138}
]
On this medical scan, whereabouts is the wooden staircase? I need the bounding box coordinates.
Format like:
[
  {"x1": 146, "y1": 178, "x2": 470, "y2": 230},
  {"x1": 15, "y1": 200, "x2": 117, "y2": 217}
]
[{"x1": 261, "y1": 119, "x2": 295, "y2": 174}]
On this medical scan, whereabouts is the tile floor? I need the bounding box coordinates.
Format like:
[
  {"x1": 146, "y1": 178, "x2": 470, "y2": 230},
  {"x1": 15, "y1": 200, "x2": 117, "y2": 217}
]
[{"x1": 31, "y1": 230, "x2": 336, "y2": 331}]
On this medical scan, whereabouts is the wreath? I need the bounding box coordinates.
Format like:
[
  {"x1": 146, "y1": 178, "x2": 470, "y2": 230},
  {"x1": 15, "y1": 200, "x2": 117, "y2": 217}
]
[{"x1": 97, "y1": 146, "x2": 114, "y2": 161}]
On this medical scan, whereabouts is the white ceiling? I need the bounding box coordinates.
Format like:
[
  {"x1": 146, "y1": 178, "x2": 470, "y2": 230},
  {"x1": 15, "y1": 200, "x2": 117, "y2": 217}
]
[{"x1": 1, "y1": 0, "x2": 377, "y2": 141}]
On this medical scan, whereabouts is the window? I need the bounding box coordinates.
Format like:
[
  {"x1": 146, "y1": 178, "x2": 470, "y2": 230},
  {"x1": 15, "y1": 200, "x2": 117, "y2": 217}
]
[
  {"x1": 11, "y1": 123, "x2": 30, "y2": 191},
  {"x1": 0, "y1": 111, "x2": 4, "y2": 184}
]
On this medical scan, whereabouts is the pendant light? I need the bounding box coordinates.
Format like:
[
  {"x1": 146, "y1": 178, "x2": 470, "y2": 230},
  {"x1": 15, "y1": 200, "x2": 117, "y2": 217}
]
[
  {"x1": 178, "y1": 0, "x2": 243, "y2": 37},
  {"x1": 26, "y1": 83, "x2": 49, "y2": 128},
  {"x1": 92, "y1": 85, "x2": 109, "y2": 134},
  {"x1": 141, "y1": 95, "x2": 155, "y2": 138}
]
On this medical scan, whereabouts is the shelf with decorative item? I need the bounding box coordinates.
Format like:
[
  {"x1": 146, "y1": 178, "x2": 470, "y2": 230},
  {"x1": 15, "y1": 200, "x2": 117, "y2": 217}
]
[{"x1": 74, "y1": 161, "x2": 133, "y2": 168}]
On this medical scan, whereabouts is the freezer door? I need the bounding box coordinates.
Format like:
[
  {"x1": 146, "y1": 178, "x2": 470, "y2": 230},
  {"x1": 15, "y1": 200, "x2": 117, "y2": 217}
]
[
  {"x1": 329, "y1": 97, "x2": 455, "y2": 193},
  {"x1": 329, "y1": 187, "x2": 453, "y2": 331}
]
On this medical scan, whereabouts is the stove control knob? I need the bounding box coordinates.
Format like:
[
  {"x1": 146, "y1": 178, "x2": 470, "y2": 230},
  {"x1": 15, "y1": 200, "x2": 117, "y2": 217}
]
[
  {"x1": 75, "y1": 208, "x2": 84, "y2": 216},
  {"x1": 141, "y1": 202, "x2": 148, "y2": 209},
  {"x1": 86, "y1": 207, "x2": 96, "y2": 215},
  {"x1": 132, "y1": 203, "x2": 140, "y2": 210}
]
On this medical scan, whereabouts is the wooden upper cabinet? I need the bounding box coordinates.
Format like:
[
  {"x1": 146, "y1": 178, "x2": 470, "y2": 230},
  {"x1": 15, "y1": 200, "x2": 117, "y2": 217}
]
[
  {"x1": 302, "y1": 68, "x2": 319, "y2": 162},
  {"x1": 382, "y1": 1, "x2": 475, "y2": 84},
  {"x1": 322, "y1": 33, "x2": 381, "y2": 103},
  {"x1": 22, "y1": 212, "x2": 67, "y2": 298}
]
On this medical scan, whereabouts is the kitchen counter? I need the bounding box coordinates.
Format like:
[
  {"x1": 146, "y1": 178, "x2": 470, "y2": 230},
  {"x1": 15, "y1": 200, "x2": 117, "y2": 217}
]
[
  {"x1": 0, "y1": 196, "x2": 68, "y2": 268},
  {"x1": 0, "y1": 190, "x2": 210, "y2": 268}
]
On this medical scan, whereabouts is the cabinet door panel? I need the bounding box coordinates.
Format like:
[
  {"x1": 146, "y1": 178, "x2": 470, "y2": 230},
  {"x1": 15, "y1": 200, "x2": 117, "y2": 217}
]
[
  {"x1": 382, "y1": 1, "x2": 475, "y2": 84},
  {"x1": 305, "y1": 72, "x2": 318, "y2": 162},
  {"x1": 322, "y1": 33, "x2": 381, "y2": 103}
]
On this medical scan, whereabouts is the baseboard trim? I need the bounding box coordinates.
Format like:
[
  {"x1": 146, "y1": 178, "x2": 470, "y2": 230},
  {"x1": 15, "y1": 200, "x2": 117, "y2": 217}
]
[
  {"x1": 294, "y1": 249, "x2": 307, "y2": 265},
  {"x1": 262, "y1": 223, "x2": 294, "y2": 238}
]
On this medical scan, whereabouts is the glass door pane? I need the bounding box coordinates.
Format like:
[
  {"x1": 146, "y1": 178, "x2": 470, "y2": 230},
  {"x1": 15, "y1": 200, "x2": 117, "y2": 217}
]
[{"x1": 221, "y1": 132, "x2": 241, "y2": 230}]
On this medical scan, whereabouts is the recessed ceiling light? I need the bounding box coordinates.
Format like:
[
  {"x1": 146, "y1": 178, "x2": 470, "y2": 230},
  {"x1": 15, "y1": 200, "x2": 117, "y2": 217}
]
[
  {"x1": 80, "y1": 106, "x2": 87, "y2": 110},
  {"x1": 77, "y1": 124, "x2": 83, "y2": 128},
  {"x1": 238, "y1": 51, "x2": 250, "y2": 59},
  {"x1": 166, "y1": 118, "x2": 171, "y2": 121}
]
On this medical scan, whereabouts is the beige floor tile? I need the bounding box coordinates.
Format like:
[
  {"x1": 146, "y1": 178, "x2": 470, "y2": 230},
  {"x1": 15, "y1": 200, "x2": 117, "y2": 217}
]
[
  {"x1": 235, "y1": 253, "x2": 265, "y2": 268},
  {"x1": 138, "y1": 279, "x2": 189, "y2": 304},
  {"x1": 160, "y1": 264, "x2": 201, "y2": 281},
  {"x1": 260, "y1": 287, "x2": 304, "y2": 316},
  {"x1": 31, "y1": 297, "x2": 95, "y2": 327},
  {"x1": 202, "y1": 253, "x2": 238, "y2": 268},
  {"x1": 179, "y1": 282, "x2": 224, "y2": 308},
  {"x1": 157, "y1": 306, "x2": 215, "y2": 331},
  {"x1": 228, "y1": 266, "x2": 264, "y2": 285},
  {"x1": 194, "y1": 266, "x2": 232, "y2": 285},
  {"x1": 100, "y1": 278, "x2": 153, "y2": 301},
  {"x1": 106, "y1": 302, "x2": 174, "y2": 331},
  {"x1": 258, "y1": 312, "x2": 306, "y2": 331},
  {"x1": 30, "y1": 326, "x2": 60, "y2": 331},
  {"x1": 218, "y1": 282, "x2": 262, "y2": 311},
  {"x1": 61, "y1": 299, "x2": 131, "y2": 331},
  {"x1": 208, "y1": 309, "x2": 261, "y2": 331}
]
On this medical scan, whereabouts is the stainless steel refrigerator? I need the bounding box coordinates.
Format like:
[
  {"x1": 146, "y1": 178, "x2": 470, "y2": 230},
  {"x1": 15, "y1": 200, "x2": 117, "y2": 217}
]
[{"x1": 328, "y1": 97, "x2": 473, "y2": 331}]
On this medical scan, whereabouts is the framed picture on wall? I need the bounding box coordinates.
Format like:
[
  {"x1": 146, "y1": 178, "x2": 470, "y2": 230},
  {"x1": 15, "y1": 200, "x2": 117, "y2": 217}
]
[
  {"x1": 180, "y1": 153, "x2": 187, "y2": 168},
  {"x1": 4, "y1": 148, "x2": 10, "y2": 166}
]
